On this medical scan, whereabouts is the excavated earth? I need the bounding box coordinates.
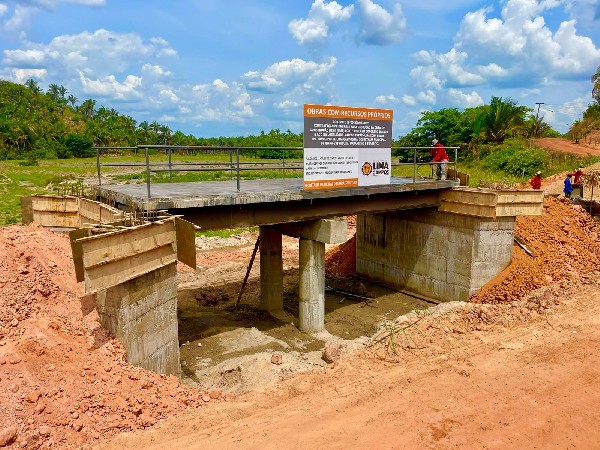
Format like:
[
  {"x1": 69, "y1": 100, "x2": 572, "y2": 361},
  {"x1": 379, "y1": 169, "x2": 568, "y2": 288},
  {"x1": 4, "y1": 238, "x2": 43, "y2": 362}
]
[{"x1": 1, "y1": 172, "x2": 600, "y2": 448}]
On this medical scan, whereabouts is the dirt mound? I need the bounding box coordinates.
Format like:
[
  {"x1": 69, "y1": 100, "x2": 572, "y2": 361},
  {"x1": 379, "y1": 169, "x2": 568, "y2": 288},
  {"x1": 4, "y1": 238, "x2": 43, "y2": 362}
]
[
  {"x1": 471, "y1": 196, "x2": 600, "y2": 303},
  {"x1": 0, "y1": 224, "x2": 222, "y2": 450},
  {"x1": 325, "y1": 235, "x2": 356, "y2": 278}
]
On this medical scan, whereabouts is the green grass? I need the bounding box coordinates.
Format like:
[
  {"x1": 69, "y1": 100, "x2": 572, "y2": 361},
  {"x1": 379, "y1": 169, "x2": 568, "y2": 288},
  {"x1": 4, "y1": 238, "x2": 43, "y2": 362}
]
[{"x1": 197, "y1": 227, "x2": 258, "y2": 238}]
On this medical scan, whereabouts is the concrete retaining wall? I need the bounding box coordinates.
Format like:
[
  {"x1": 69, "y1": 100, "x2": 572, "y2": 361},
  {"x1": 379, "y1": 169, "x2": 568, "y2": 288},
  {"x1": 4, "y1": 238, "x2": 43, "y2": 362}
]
[
  {"x1": 356, "y1": 210, "x2": 515, "y2": 302},
  {"x1": 95, "y1": 262, "x2": 180, "y2": 376}
]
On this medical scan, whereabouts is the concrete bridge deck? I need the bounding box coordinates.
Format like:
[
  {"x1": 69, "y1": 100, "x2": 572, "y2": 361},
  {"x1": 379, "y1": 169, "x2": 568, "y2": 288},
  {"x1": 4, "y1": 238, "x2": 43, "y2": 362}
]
[{"x1": 95, "y1": 177, "x2": 459, "y2": 230}]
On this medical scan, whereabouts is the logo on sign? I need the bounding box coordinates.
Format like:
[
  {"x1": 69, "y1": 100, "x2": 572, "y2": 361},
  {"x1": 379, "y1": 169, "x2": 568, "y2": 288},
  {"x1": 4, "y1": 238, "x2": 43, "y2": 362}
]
[
  {"x1": 361, "y1": 162, "x2": 372, "y2": 176},
  {"x1": 362, "y1": 161, "x2": 389, "y2": 176}
]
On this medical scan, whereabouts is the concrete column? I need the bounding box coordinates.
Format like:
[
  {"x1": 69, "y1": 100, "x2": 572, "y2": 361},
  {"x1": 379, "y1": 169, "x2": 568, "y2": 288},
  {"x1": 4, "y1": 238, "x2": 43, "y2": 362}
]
[
  {"x1": 259, "y1": 226, "x2": 283, "y2": 312},
  {"x1": 298, "y1": 237, "x2": 325, "y2": 332}
]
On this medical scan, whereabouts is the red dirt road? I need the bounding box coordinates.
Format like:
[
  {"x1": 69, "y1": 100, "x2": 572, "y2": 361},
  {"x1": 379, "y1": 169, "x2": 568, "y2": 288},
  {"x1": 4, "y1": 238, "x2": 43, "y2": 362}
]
[
  {"x1": 532, "y1": 137, "x2": 600, "y2": 156},
  {"x1": 95, "y1": 281, "x2": 600, "y2": 450}
]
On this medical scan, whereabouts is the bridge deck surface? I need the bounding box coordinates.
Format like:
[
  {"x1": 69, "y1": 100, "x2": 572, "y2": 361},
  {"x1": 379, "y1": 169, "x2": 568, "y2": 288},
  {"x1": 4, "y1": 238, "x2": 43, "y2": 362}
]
[{"x1": 95, "y1": 177, "x2": 458, "y2": 210}]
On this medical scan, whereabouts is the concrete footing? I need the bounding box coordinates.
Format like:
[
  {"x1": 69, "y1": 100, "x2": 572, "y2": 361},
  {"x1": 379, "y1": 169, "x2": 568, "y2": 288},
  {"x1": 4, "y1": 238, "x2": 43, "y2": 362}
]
[
  {"x1": 94, "y1": 263, "x2": 180, "y2": 376},
  {"x1": 356, "y1": 209, "x2": 515, "y2": 302}
]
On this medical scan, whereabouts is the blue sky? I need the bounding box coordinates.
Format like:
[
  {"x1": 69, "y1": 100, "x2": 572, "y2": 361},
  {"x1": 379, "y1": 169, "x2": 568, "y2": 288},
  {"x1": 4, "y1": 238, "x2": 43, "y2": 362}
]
[{"x1": 1, "y1": 0, "x2": 599, "y2": 138}]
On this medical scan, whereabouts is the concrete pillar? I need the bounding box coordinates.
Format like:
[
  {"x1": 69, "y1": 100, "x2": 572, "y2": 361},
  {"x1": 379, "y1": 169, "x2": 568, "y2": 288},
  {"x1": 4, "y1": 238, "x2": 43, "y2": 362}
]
[
  {"x1": 298, "y1": 237, "x2": 325, "y2": 332},
  {"x1": 94, "y1": 263, "x2": 180, "y2": 376},
  {"x1": 259, "y1": 226, "x2": 283, "y2": 312}
]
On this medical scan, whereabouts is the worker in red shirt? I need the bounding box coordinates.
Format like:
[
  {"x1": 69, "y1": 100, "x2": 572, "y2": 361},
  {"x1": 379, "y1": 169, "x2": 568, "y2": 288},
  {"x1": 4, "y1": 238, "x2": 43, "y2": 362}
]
[
  {"x1": 431, "y1": 138, "x2": 449, "y2": 180},
  {"x1": 530, "y1": 171, "x2": 542, "y2": 190},
  {"x1": 573, "y1": 167, "x2": 583, "y2": 184}
]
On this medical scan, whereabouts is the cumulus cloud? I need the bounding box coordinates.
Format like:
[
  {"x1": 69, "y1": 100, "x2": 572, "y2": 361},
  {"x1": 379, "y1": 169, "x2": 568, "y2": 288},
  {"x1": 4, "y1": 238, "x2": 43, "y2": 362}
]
[
  {"x1": 2, "y1": 29, "x2": 177, "y2": 81},
  {"x1": 8, "y1": 0, "x2": 104, "y2": 9},
  {"x1": 417, "y1": 90, "x2": 436, "y2": 104},
  {"x1": 9, "y1": 67, "x2": 46, "y2": 82},
  {"x1": 0, "y1": 4, "x2": 8, "y2": 15},
  {"x1": 402, "y1": 94, "x2": 416, "y2": 106},
  {"x1": 355, "y1": 0, "x2": 406, "y2": 45},
  {"x1": 190, "y1": 80, "x2": 256, "y2": 123},
  {"x1": 454, "y1": 0, "x2": 600, "y2": 78},
  {"x1": 446, "y1": 88, "x2": 484, "y2": 108},
  {"x1": 242, "y1": 57, "x2": 336, "y2": 94},
  {"x1": 288, "y1": 0, "x2": 353, "y2": 46},
  {"x1": 141, "y1": 63, "x2": 172, "y2": 78},
  {"x1": 374, "y1": 94, "x2": 399, "y2": 104},
  {"x1": 79, "y1": 72, "x2": 143, "y2": 101}
]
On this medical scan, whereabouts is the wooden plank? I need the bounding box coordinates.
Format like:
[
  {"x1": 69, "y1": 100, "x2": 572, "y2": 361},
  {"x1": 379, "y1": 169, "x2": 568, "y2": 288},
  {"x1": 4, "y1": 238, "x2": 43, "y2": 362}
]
[
  {"x1": 69, "y1": 228, "x2": 92, "y2": 282},
  {"x1": 496, "y1": 203, "x2": 543, "y2": 217},
  {"x1": 80, "y1": 220, "x2": 176, "y2": 269},
  {"x1": 83, "y1": 244, "x2": 177, "y2": 293},
  {"x1": 439, "y1": 189, "x2": 498, "y2": 207},
  {"x1": 175, "y1": 217, "x2": 197, "y2": 269},
  {"x1": 32, "y1": 210, "x2": 80, "y2": 228},
  {"x1": 31, "y1": 195, "x2": 79, "y2": 212},
  {"x1": 21, "y1": 196, "x2": 33, "y2": 224},
  {"x1": 439, "y1": 201, "x2": 497, "y2": 218},
  {"x1": 496, "y1": 190, "x2": 543, "y2": 204}
]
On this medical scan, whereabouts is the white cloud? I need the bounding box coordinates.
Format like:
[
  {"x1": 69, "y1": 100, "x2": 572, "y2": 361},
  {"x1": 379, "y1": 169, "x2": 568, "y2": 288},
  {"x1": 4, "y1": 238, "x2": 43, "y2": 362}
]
[
  {"x1": 417, "y1": 90, "x2": 436, "y2": 104},
  {"x1": 355, "y1": 0, "x2": 406, "y2": 45},
  {"x1": 3, "y1": 4, "x2": 35, "y2": 31},
  {"x1": 0, "y1": 4, "x2": 8, "y2": 15},
  {"x1": 10, "y1": 67, "x2": 46, "y2": 82},
  {"x1": 79, "y1": 72, "x2": 143, "y2": 101},
  {"x1": 11, "y1": 0, "x2": 104, "y2": 9},
  {"x1": 141, "y1": 63, "x2": 172, "y2": 78},
  {"x1": 242, "y1": 57, "x2": 336, "y2": 94},
  {"x1": 454, "y1": 0, "x2": 600, "y2": 78},
  {"x1": 402, "y1": 94, "x2": 416, "y2": 106},
  {"x1": 477, "y1": 63, "x2": 508, "y2": 77},
  {"x1": 288, "y1": 0, "x2": 353, "y2": 46},
  {"x1": 275, "y1": 100, "x2": 299, "y2": 112},
  {"x1": 159, "y1": 89, "x2": 179, "y2": 103},
  {"x1": 446, "y1": 88, "x2": 484, "y2": 108},
  {"x1": 374, "y1": 94, "x2": 399, "y2": 104}
]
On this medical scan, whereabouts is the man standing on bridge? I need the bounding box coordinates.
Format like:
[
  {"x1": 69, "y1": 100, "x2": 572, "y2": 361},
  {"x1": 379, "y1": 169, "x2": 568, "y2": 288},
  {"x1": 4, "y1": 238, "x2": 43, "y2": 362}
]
[{"x1": 431, "y1": 138, "x2": 449, "y2": 180}]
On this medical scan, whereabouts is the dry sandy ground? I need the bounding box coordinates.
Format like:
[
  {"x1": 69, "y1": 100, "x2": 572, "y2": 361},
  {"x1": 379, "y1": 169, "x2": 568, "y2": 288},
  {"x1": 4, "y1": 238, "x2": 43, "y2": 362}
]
[{"x1": 95, "y1": 278, "x2": 600, "y2": 450}]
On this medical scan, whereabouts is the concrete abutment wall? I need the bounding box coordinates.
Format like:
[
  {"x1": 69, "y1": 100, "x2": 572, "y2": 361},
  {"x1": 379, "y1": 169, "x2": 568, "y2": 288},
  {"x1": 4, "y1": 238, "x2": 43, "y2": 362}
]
[
  {"x1": 95, "y1": 263, "x2": 180, "y2": 376},
  {"x1": 356, "y1": 210, "x2": 515, "y2": 302}
]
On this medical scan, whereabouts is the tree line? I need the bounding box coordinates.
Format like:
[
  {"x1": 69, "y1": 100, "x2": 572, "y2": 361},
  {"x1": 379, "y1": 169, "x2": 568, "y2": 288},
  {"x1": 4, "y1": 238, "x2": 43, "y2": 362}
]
[{"x1": 0, "y1": 77, "x2": 581, "y2": 163}]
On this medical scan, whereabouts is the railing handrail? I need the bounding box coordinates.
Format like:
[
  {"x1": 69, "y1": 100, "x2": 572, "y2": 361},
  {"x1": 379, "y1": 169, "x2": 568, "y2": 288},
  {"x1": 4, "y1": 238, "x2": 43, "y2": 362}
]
[{"x1": 93, "y1": 145, "x2": 460, "y2": 198}]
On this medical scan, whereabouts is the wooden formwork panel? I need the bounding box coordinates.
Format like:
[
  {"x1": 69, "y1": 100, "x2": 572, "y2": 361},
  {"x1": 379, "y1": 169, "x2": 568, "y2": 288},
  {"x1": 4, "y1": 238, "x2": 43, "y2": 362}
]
[
  {"x1": 78, "y1": 220, "x2": 178, "y2": 294},
  {"x1": 78, "y1": 198, "x2": 125, "y2": 225},
  {"x1": 439, "y1": 188, "x2": 543, "y2": 218},
  {"x1": 22, "y1": 195, "x2": 80, "y2": 228}
]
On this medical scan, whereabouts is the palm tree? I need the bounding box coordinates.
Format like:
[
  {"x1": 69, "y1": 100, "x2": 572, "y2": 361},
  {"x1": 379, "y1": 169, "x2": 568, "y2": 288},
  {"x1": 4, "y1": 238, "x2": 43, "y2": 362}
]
[
  {"x1": 67, "y1": 95, "x2": 78, "y2": 108},
  {"x1": 24, "y1": 79, "x2": 42, "y2": 94},
  {"x1": 477, "y1": 97, "x2": 529, "y2": 143},
  {"x1": 79, "y1": 99, "x2": 96, "y2": 119},
  {"x1": 592, "y1": 65, "x2": 600, "y2": 103}
]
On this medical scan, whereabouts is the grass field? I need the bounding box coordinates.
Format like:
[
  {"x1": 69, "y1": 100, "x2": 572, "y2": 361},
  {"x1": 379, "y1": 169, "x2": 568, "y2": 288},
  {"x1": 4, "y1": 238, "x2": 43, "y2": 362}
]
[{"x1": 2, "y1": 146, "x2": 596, "y2": 226}]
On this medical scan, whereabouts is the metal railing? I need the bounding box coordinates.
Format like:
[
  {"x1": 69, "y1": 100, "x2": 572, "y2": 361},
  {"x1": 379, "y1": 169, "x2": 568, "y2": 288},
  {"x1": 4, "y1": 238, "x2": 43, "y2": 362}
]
[{"x1": 94, "y1": 145, "x2": 459, "y2": 198}]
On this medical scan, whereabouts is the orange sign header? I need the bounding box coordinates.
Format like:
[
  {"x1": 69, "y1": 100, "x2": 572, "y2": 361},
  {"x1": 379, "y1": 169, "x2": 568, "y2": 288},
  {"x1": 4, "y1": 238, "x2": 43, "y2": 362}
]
[{"x1": 304, "y1": 104, "x2": 393, "y2": 121}]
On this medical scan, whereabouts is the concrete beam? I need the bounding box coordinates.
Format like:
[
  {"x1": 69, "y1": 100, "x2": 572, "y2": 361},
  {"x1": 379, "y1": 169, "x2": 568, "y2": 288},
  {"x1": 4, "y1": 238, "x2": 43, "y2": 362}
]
[
  {"x1": 278, "y1": 218, "x2": 347, "y2": 244},
  {"x1": 298, "y1": 238, "x2": 325, "y2": 332},
  {"x1": 259, "y1": 226, "x2": 283, "y2": 312}
]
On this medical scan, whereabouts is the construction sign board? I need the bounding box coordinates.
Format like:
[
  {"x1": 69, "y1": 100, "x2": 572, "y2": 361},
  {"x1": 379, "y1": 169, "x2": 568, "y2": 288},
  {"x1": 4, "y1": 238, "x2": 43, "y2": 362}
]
[{"x1": 303, "y1": 104, "x2": 393, "y2": 190}]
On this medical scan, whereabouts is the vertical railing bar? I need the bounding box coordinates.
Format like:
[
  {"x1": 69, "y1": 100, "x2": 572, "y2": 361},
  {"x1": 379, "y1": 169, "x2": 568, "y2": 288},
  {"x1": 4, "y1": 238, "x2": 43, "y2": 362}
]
[
  {"x1": 145, "y1": 147, "x2": 151, "y2": 199},
  {"x1": 236, "y1": 148, "x2": 241, "y2": 192}
]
